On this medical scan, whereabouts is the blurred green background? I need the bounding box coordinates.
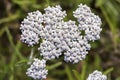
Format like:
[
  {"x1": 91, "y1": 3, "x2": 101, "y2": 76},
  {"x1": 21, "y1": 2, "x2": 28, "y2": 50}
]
[{"x1": 0, "y1": 0, "x2": 120, "y2": 80}]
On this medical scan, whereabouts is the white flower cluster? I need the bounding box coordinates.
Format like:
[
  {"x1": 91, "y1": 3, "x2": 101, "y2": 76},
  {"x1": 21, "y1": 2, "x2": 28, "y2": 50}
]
[
  {"x1": 73, "y1": 4, "x2": 102, "y2": 41},
  {"x1": 43, "y1": 5, "x2": 66, "y2": 25},
  {"x1": 61, "y1": 21, "x2": 91, "y2": 63},
  {"x1": 20, "y1": 4, "x2": 102, "y2": 63},
  {"x1": 20, "y1": 4, "x2": 102, "y2": 79},
  {"x1": 26, "y1": 58, "x2": 48, "y2": 80},
  {"x1": 38, "y1": 20, "x2": 91, "y2": 63},
  {"x1": 20, "y1": 11, "x2": 43, "y2": 46},
  {"x1": 87, "y1": 70, "x2": 107, "y2": 80}
]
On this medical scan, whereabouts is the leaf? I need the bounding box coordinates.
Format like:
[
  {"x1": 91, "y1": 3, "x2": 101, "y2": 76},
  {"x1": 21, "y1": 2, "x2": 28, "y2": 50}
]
[
  {"x1": 95, "y1": 0, "x2": 106, "y2": 7},
  {"x1": 97, "y1": 0, "x2": 120, "y2": 49},
  {"x1": 103, "y1": 67, "x2": 114, "y2": 75},
  {"x1": 15, "y1": 59, "x2": 28, "y2": 67},
  {"x1": 5, "y1": 27, "x2": 23, "y2": 59},
  {"x1": 0, "y1": 11, "x2": 20, "y2": 24}
]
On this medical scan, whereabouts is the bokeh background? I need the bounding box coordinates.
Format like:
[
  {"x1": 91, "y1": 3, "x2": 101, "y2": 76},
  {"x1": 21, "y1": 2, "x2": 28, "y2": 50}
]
[{"x1": 0, "y1": 0, "x2": 120, "y2": 80}]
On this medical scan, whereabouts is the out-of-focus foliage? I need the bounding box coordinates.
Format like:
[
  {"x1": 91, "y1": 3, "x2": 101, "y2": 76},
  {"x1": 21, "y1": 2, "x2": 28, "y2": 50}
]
[{"x1": 0, "y1": 0, "x2": 120, "y2": 80}]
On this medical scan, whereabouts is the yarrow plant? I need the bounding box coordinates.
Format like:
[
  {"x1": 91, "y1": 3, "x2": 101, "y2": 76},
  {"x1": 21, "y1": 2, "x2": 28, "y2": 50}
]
[{"x1": 20, "y1": 4, "x2": 105, "y2": 80}]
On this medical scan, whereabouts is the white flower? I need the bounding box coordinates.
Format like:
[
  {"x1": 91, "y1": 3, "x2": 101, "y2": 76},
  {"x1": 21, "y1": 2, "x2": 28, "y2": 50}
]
[
  {"x1": 26, "y1": 58, "x2": 48, "y2": 80},
  {"x1": 20, "y1": 4, "x2": 102, "y2": 63},
  {"x1": 20, "y1": 10, "x2": 43, "y2": 46},
  {"x1": 38, "y1": 40, "x2": 62, "y2": 60},
  {"x1": 20, "y1": 30, "x2": 40, "y2": 46},
  {"x1": 87, "y1": 70, "x2": 107, "y2": 80},
  {"x1": 62, "y1": 21, "x2": 91, "y2": 63},
  {"x1": 20, "y1": 4, "x2": 103, "y2": 79},
  {"x1": 38, "y1": 20, "x2": 91, "y2": 63},
  {"x1": 43, "y1": 5, "x2": 66, "y2": 25},
  {"x1": 73, "y1": 4, "x2": 102, "y2": 41}
]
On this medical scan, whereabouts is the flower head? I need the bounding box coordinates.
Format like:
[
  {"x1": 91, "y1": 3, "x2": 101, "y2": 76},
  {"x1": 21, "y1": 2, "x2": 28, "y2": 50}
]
[
  {"x1": 20, "y1": 10, "x2": 43, "y2": 46},
  {"x1": 73, "y1": 4, "x2": 102, "y2": 41},
  {"x1": 20, "y1": 4, "x2": 101, "y2": 63},
  {"x1": 38, "y1": 20, "x2": 91, "y2": 63},
  {"x1": 43, "y1": 5, "x2": 66, "y2": 25},
  {"x1": 20, "y1": 4, "x2": 103, "y2": 79},
  {"x1": 26, "y1": 58, "x2": 48, "y2": 80},
  {"x1": 87, "y1": 70, "x2": 107, "y2": 80}
]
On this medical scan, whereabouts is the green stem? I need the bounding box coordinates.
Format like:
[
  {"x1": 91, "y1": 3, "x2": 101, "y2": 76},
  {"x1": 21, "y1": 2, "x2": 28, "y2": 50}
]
[
  {"x1": 47, "y1": 62, "x2": 62, "y2": 70},
  {"x1": 65, "y1": 65, "x2": 74, "y2": 80},
  {"x1": 5, "y1": 27, "x2": 23, "y2": 59}
]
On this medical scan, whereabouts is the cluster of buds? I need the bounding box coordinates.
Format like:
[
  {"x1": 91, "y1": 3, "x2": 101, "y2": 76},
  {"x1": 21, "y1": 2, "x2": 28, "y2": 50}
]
[{"x1": 20, "y1": 4, "x2": 104, "y2": 80}]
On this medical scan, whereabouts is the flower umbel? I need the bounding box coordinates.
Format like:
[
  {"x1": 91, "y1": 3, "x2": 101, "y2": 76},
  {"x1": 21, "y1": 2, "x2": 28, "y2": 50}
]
[
  {"x1": 20, "y1": 10, "x2": 43, "y2": 46},
  {"x1": 87, "y1": 70, "x2": 107, "y2": 80},
  {"x1": 20, "y1": 4, "x2": 102, "y2": 79},
  {"x1": 26, "y1": 58, "x2": 48, "y2": 80},
  {"x1": 73, "y1": 4, "x2": 102, "y2": 41}
]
